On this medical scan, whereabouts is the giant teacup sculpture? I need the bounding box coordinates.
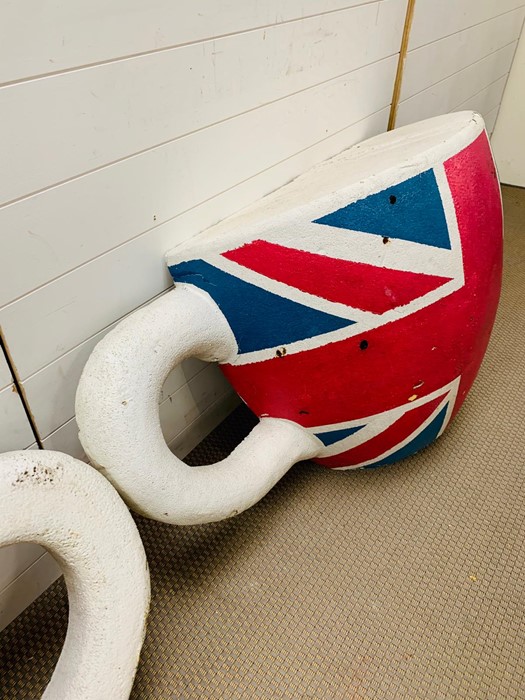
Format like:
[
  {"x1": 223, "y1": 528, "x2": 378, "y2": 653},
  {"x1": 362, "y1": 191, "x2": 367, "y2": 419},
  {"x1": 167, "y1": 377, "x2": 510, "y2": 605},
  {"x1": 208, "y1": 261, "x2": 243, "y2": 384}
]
[
  {"x1": 0, "y1": 451, "x2": 150, "y2": 699},
  {"x1": 76, "y1": 111, "x2": 502, "y2": 526}
]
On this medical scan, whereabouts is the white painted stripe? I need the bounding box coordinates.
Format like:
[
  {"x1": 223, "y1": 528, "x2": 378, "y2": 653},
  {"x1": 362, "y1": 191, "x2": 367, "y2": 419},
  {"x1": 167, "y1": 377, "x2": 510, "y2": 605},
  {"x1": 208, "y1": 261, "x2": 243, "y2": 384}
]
[
  {"x1": 226, "y1": 165, "x2": 465, "y2": 365},
  {"x1": 331, "y1": 380, "x2": 458, "y2": 470},
  {"x1": 228, "y1": 274, "x2": 463, "y2": 366},
  {"x1": 311, "y1": 377, "x2": 460, "y2": 458}
]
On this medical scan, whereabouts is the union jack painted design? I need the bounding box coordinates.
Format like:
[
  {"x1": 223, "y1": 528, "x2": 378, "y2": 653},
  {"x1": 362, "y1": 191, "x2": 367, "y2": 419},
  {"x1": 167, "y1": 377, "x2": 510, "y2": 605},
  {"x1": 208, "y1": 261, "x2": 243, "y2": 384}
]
[{"x1": 168, "y1": 128, "x2": 502, "y2": 469}]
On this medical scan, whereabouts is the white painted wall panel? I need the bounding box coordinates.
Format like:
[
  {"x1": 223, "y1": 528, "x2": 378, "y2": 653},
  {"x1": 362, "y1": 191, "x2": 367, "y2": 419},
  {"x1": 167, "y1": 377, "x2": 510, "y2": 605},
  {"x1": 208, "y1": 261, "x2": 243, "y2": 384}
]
[
  {"x1": 408, "y1": 0, "x2": 525, "y2": 51},
  {"x1": 0, "y1": 355, "x2": 12, "y2": 391},
  {"x1": 0, "y1": 0, "x2": 406, "y2": 206},
  {"x1": 396, "y1": 43, "x2": 517, "y2": 127},
  {"x1": 0, "y1": 384, "x2": 35, "y2": 452},
  {"x1": 397, "y1": 0, "x2": 525, "y2": 132},
  {"x1": 0, "y1": 543, "x2": 45, "y2": 594},
  {"x1": 483, "y1": 106, "x2": 501, "y2": 137},
  {"x1": 400, "y1": 8, "x2": 524, "y2": 101},
  {"x1": 159, "y1": 365, "x2": 233, "y2": 446},
  {"x1": 1, "y1": 64, "x2": 395, "y2": 380},
  {"x1": 0, "y1": 544, "x2": 60, "y2": 631},
  {"x1": 0, "y1": 0, "x2": 369, "y2": 84},
  {"x1": 453, "y1": 76, "x2": 508, "y2": 120},
  {"x1": 166, "y1": 392, "x2": 242, "y2": 459},
  {"x1": 492, "y1": 28, "x2": 525, "y2": 185},
  {"x1": 24, "y1": 323, "x2": 207, "y2": 438},
  {"x1": 40, "y1": 368, "x2": 235, "y2": 471},
  {"x1": 41, "y1": 417, "x2": 86, "y2": 461}
]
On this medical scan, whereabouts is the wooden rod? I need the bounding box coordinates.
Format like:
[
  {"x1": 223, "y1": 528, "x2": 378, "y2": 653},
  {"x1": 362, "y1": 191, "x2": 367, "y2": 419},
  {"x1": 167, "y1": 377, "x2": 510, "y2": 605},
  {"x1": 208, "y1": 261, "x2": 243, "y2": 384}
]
[{"x1": 388, "y1": 0, "x2": 417, "y2": 130}]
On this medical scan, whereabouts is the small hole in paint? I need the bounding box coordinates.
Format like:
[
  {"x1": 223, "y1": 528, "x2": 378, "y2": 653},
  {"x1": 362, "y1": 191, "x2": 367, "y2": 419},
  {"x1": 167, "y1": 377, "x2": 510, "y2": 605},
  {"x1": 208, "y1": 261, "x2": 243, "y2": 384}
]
[
  {"x1": 359, "y1": 339, "x2": 369, "y2": 350},
  {"x1": 389, "y1": 195, "x2": 397, "y2": 204},
  {"x1": 383, "y1": 236, "x2": 390, "y2": 244}
]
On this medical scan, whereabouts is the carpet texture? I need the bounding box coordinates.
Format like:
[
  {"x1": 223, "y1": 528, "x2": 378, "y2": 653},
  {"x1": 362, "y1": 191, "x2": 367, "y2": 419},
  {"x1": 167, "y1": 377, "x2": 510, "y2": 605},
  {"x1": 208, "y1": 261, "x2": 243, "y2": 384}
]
[{"x1": 1, "y1": 185, "x2": 524, "y2": 699}]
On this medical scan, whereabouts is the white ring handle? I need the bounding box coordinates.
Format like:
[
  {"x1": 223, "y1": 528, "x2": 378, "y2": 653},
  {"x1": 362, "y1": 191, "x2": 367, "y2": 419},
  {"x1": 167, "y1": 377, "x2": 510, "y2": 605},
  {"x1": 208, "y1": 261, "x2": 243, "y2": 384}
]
[
  {"x1": 0, "y1": 451, "x2": 149, "y2": 700},
  {"x1": 76, "y1": 284, "x2": 321, "y2": 525}
]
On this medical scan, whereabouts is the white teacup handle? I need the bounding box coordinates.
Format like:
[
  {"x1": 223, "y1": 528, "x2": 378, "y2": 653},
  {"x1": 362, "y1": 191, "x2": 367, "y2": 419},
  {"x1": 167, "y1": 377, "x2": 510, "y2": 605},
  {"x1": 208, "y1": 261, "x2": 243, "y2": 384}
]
[
  {"x1": 0, "y1": 451, "x2": 149, "y2": 700},
  {"x1": 76, "y1": 284, "x2": 321, "y2": 525}
]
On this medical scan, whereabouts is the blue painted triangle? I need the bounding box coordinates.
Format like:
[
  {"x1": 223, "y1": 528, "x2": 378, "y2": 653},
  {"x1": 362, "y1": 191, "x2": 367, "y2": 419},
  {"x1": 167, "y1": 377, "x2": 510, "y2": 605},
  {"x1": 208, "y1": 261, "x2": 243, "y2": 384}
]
[
  {"x1": 314, "y1": 169, "x2": 451, "y2": 250},
  {"x1": 363, "y1": 404, "x2": 449, "y2": 469},
  {"x1": 316, "y1": 425, "x2": 365, "y2": 447},
  {"x1": 169, "y1": 259, "x2": 356, "y2": 354}
]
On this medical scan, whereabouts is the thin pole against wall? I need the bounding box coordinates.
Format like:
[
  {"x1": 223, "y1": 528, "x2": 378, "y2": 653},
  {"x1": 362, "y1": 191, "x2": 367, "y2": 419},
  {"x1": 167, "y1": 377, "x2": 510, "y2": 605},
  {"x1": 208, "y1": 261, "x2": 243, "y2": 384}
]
[{"x1": 388, "y1": 0, "x2": 417, "y2": 130}]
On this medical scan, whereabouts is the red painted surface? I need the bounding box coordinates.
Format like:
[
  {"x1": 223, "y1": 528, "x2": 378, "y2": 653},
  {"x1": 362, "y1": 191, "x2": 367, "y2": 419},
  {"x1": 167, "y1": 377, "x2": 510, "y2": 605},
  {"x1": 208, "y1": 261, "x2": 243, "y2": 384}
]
[
  {"x1": 223, "y1": 240, "x2": 451, "y2": 314},
  {"x1": 220, "y1": 132, "x2": 502, "y2": 467}
]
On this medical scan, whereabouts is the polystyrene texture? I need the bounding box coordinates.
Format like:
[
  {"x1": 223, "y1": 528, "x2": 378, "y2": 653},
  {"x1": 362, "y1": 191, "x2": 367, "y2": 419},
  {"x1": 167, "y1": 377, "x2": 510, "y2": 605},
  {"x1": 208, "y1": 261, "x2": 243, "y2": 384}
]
[
  {"x1": 77, "y1": 112, "x2": 502, "y2": 523},
  {"x1": 0, "y1": 450, "x2": 150, "y2": 699},
  {"x1": 76, "y1": 286, "x2": 320, "y2": 525}
]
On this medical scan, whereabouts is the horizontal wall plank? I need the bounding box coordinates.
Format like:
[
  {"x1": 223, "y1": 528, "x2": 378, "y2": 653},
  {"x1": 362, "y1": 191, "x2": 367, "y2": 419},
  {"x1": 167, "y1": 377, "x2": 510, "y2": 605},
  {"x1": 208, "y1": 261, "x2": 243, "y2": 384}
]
[
  {"x1": 400, "y1": 8, "x2": 524, "y2": 100},
  {"x1": 22, "y1": 305, "x2": 207, "y2": 438},
  {"x1": 396, "y1": 43, "x2": 516, "y2": 127},
  {"x1": 485, "y1": 106, "x2": 501, "y2": 136},
  {"x1": 408, "y1": 0, "x2": 525, "y2": 51},
  {"x1": 41, "y1": 369, "x2": 235, "y2": 463},
  {"x1": 159, "y1": 365, "x2": 233, "y2": 446},
  {"x1": 0, "y1": 355, "x2": 12, "y2": 391},
  {"x1": 0, "y1": 90, "x2": 388, "y2": 312},
  {"x1": 0, "y1": 549, "x2": 61, "y2": 631},
  {"x1": 167, "y1": 392, "x2": 242, "y2": 459},
  {"x1": 0, "y1": 0, "x2": 371, "y2": 85},
  {"x1": 453, "y1": 76, "x2": 508, "y2": 118},
  {"x1": 0, "y1": 543, "x2": 45, "y2": 594},
  {"x1": 41, "y1": 416, "x2": 86, "y2": 460},
  {"x1": 0, "y1": 71, "x2": 394, "y2": 380},
  {"x1": 0, "y1": 0, "x2": 405, "y2": 206},
  {"x1": 0, "y1": 384, "x2": 35, "y2": 452}
]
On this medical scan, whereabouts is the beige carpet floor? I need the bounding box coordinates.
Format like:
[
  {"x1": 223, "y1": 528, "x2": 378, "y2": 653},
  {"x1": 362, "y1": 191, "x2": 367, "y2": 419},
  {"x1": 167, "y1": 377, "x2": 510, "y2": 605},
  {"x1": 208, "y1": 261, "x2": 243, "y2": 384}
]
[{"x1": 1, "y1": 185, "x2": 524, "y2": 699}]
